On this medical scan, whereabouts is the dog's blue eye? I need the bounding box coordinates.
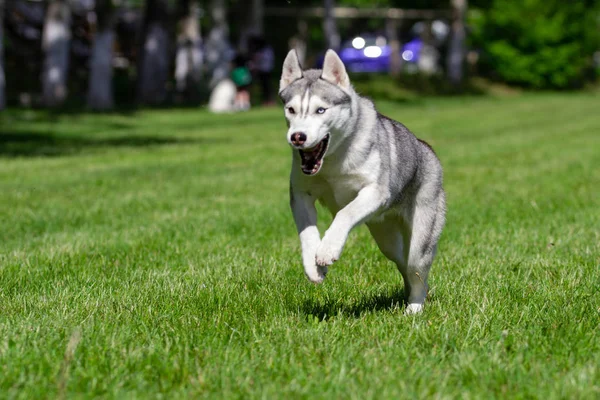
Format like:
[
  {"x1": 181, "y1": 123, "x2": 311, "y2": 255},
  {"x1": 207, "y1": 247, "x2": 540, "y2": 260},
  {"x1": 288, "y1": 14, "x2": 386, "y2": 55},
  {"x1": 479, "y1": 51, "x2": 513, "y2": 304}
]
[{"x1": 316, "y1": 107, "x2": 326, "y2": 114}]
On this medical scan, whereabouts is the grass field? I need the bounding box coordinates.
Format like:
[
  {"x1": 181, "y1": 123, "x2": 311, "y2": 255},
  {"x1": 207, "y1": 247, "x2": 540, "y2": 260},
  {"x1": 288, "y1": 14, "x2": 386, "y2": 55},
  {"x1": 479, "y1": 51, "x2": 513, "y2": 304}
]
[{"x1": 1, "y1": 93, "x2": 599, "y2": 399}]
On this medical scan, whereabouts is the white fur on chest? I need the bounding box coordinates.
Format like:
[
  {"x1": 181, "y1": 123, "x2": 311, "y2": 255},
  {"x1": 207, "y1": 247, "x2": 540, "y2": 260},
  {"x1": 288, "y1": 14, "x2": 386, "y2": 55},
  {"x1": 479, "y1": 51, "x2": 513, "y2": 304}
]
[
  {"x1": 325, "y1": 173, "x2": 367, "y2": 207},
  {"x1": 312, "y1": 171, "x2": 379, "y2": 216},
  {"x1": 294, "y1": 145, "x2": 382, "y2": 214}
]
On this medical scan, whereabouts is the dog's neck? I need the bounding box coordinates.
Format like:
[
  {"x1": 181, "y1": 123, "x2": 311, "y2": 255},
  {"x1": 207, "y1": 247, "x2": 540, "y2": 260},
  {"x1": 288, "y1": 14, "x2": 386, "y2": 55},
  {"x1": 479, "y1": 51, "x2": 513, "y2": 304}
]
[
  {"x1": 322, "y1": 95, "x2": 378, "y2": 173},
  {"x1": 330, "y1": 94, "x2": 377, "y2": 153}
]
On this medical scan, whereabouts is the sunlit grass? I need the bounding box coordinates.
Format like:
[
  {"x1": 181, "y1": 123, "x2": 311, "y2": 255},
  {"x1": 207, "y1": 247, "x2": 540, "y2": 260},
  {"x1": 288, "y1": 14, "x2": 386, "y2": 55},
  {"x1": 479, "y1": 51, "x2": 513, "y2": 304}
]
[{"x1": 1, "y1": 93, "x2": 599, "y2": 398}]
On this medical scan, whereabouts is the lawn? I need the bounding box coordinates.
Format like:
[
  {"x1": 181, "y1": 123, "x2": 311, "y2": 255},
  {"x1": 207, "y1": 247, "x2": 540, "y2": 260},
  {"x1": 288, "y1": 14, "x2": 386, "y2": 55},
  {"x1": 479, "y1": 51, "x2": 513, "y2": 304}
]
[{"x1": 1, "y1": 93, "x2": 599, "y2": 399}]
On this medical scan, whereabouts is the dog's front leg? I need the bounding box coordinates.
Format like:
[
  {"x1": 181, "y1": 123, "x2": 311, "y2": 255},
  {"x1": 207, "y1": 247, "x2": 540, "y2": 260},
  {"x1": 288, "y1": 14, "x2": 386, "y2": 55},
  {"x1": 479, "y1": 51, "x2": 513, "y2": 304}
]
[
  {"x1": 291, "y1": 190, "x2": 327, "y2": 283},
  {"x1": 316, "y1": 185, "x2": 388, "y2": 267}
]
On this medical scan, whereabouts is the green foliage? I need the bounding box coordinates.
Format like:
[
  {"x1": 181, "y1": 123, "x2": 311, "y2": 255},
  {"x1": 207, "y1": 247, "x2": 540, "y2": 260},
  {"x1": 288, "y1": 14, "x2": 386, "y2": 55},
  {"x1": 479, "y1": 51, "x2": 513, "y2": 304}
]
[
  {"x1": 351, "y1": 74, "x2": 418, "y2": 102},
  {"x1": 470, "y1": 0, "x2": 600, "y2": 89},
  {"x1": 350, "y1": 73, "x2": 486, "y2": 101},
  {"x1": 1, "y1": 94, "x2": 600, "y2": 397}
]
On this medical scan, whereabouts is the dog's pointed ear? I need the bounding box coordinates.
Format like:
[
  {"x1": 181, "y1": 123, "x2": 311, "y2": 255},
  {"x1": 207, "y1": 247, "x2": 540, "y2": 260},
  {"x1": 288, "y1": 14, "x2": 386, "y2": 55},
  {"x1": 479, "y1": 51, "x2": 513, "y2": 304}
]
[
  {"x1": 321, "y1": 49, "x2": 350, "y2": 90},
  {"x1": 279, "y1": 50, "x2": 303, "y2": 93}
]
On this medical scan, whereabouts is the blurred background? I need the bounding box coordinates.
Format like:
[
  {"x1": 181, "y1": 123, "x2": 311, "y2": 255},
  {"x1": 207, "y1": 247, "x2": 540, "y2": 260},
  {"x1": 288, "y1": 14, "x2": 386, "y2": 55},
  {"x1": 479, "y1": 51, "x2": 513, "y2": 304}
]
[{"x1": 0, "y1": 0, "x2": 598, "y2": 112}]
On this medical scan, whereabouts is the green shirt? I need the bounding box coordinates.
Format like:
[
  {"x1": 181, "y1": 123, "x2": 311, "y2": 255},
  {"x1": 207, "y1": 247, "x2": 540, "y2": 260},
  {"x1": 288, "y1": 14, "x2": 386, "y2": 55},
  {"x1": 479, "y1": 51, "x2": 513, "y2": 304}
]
[{"x1": 231, "y1": 67, "x2": 252, "y2": 87}]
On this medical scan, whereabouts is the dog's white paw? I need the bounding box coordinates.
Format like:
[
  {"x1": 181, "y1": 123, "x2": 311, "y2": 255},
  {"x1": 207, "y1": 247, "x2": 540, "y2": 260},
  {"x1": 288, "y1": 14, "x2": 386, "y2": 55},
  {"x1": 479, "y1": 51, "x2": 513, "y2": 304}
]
[
  {"x1": 315, "y1": 241, "x2": 342, "y2": 267},
  {"x1": 305, "y1": 264, "x2": 328, "y2": 284},
  {"x1": 405, "y1": 303, "x2": 424, "y2": 315}
]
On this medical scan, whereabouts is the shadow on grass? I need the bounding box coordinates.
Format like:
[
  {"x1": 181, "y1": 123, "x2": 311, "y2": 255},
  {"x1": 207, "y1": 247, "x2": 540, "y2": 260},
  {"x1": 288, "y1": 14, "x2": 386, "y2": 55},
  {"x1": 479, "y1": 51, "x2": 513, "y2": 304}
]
[
  {"x1": 302, "y1": 286, "x2": 407, "y2": 320},
  {"x1": 0, "y1": 131, "x2": 227, "y2": 157}
]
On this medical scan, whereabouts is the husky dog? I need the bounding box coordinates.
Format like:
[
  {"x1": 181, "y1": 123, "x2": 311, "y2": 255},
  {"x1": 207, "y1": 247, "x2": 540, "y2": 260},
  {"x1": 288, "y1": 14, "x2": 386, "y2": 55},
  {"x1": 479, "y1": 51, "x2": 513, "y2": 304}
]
[{"x1": 279, "y1": 50, "x2": 446, "y2": 314}]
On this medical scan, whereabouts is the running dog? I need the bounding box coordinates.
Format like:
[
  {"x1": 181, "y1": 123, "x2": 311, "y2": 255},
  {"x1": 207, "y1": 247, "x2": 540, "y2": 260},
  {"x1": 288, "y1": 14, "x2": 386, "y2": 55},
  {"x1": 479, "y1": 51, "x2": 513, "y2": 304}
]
[{"x1": 279, "y1": 50, "x2": 446, "y2": 314}]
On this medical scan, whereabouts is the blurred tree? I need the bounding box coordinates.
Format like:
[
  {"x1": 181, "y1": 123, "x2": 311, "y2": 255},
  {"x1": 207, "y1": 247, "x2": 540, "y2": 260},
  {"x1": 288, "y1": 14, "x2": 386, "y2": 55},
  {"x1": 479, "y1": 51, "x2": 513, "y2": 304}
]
[
  {"x1": 205, "y1": 0, "x2": 232, "y2": 88},
  {"x1": 88, "y1": 0, "x2": 116, "y2": 110},
  {"x1": 323, "y1": 0, "x2": 340, "y2": 50},
  {"x1": 42, "y1": 0, "x2": 71, "y2": 108},
  {"x1": 137, "y1": 0, "x2": 170, "y2": 105},
  {"x1": 470, "y1": 0, "x2": 600, "y2": 89},
  {"x1": 0, "y1": 0, "x2": 4, "y2": 110},
  {"x1": 447, "y1": 0, "x2": 466, "y2": 85},
  {"x1": 386, "y1": 18, "x2": 402, "y2": 76},
  {"x1": 250, "y1": 0, "x2": 264, "y2": 37},
  {"x1": 289, "y1": 19, "x2": 308, "y2": 66},
  {"x1": 239, "y1": 0, "x2": 264, "y2": 53},
  {"x1": 336, "y1": 0, "x2": 448, "y2": 9},
  {"x1": 174, "y1": 0, "x2": 203, "y2": 100}
]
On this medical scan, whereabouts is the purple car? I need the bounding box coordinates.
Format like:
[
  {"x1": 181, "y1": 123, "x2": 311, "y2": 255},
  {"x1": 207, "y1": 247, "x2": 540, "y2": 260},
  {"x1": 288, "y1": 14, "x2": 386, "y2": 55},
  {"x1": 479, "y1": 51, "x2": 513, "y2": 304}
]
[{"x1": 318, "y1": 35, "x2": 422, "y2": 73}]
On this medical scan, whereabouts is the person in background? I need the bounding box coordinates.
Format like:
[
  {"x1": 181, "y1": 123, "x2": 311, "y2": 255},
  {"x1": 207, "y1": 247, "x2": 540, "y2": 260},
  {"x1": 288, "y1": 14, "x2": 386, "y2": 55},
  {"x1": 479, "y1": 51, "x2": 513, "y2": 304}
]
[
  {"x1": 231, "y1": 54, "x2": 252, "y2": 111},
  {"x1": 249, "y1": 36, "x2": 275, "y2": 106}
]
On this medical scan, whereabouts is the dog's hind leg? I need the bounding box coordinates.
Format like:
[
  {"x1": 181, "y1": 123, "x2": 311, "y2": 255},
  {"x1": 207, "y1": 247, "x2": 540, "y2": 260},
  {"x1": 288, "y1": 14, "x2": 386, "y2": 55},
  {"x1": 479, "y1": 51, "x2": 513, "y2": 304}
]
[
  {"x1": 367, "y1": 218, "x2": 410, "y2": 303},
  {"x1": 403, "y1": 193, "x2": 446, "y2": 314}
]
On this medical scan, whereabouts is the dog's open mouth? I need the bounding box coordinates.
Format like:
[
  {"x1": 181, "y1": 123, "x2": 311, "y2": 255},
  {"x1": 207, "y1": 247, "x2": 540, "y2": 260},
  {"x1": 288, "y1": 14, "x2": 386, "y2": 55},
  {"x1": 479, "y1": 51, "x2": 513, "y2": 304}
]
[{"x1": 299, "y1": 134, "x2": 330, "y2": 175}]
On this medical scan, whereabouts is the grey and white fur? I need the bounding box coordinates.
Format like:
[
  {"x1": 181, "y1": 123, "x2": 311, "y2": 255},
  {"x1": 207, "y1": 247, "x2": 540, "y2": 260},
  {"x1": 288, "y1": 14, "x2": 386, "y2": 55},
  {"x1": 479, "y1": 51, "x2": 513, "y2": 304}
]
[{"x1": 279, "y1": 49, "x2": 446, "y2": 314}]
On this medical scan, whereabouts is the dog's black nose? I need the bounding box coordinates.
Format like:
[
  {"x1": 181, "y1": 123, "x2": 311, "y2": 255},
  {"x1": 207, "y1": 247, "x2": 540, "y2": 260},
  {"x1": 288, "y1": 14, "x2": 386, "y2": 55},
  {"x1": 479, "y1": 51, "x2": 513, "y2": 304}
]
[{"x1": 290, "y1": 132, "x2": 307, "y2": 146}]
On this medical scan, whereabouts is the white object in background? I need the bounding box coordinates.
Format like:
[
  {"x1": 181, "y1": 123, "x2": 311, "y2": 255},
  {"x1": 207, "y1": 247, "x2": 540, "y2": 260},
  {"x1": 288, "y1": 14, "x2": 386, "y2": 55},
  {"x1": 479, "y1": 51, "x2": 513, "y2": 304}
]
[
  {"x1": 364, "y1": 46, "x2": 382, "y2": 58},
  {"x1": 352, "y1": 37, "x2": 365, "y2": 49},
  {"x1": 208, "y1": 79, "x2": 237, "y2": 113}
]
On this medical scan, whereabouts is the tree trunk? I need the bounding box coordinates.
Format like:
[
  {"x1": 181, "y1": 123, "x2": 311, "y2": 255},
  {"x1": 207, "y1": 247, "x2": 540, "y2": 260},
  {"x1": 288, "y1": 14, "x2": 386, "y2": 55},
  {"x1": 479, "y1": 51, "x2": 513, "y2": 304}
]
[
  {"x1": 175, "y1": 0, "x2": 203, "y2": 99},
  {"x1": 250, "y1": 0, "x2": 264, "y2": 37},
  {"x1": 447, "y1": 0, "x2": 467, "y2": 85},
  {"x1": 289, "y1": 20, "x2": 308, "y2": 67},
  {"x1": 0, "y1": 0, "x2": 5, "y2": 110},
  {"x1": 87, "y1": 0, "x2": 115, "y2": 111},
  {"x1": 205, "y1": 0, "x2": 231, "y2": 88},
  {"x1": 386, "y1": 18, "x2": 402, "y2": 77},
  {"x1": 137, "y1": 0, "x2": 170, "y2": 105},
  {"x1": 238, "y1": 0, "x2": 264, "y2": 54},
  {"x1": 323, "y1": 0, "x2": 340, "y2": 50},
  {"x1": 42, "y1": 0, "x2": 71, "y2": 108},
  {"x1": 418, "y1": 22, "x2": 440, "y2": 75}
]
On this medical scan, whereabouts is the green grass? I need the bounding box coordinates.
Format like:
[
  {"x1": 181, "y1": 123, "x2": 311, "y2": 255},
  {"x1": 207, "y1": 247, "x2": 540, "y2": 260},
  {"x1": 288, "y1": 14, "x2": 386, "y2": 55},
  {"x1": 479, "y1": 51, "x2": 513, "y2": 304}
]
[{"x1": 1, "y1": 93, "x2": 599, "y2": 399}]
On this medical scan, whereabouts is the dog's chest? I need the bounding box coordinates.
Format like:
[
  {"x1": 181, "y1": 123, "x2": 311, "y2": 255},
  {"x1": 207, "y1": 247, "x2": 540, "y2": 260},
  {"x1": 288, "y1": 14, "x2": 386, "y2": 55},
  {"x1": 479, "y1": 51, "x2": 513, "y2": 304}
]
[{"x1": 313, "y1": 174, "x2": 367, "y2": 213}]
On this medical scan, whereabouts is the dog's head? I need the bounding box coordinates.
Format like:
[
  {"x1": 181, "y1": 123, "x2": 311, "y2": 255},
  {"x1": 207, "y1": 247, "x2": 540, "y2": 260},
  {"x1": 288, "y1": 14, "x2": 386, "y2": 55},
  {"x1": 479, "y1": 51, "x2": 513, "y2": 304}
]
[{"x1": 278, "y1": 50, "x2": 354, "y2": 176}]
